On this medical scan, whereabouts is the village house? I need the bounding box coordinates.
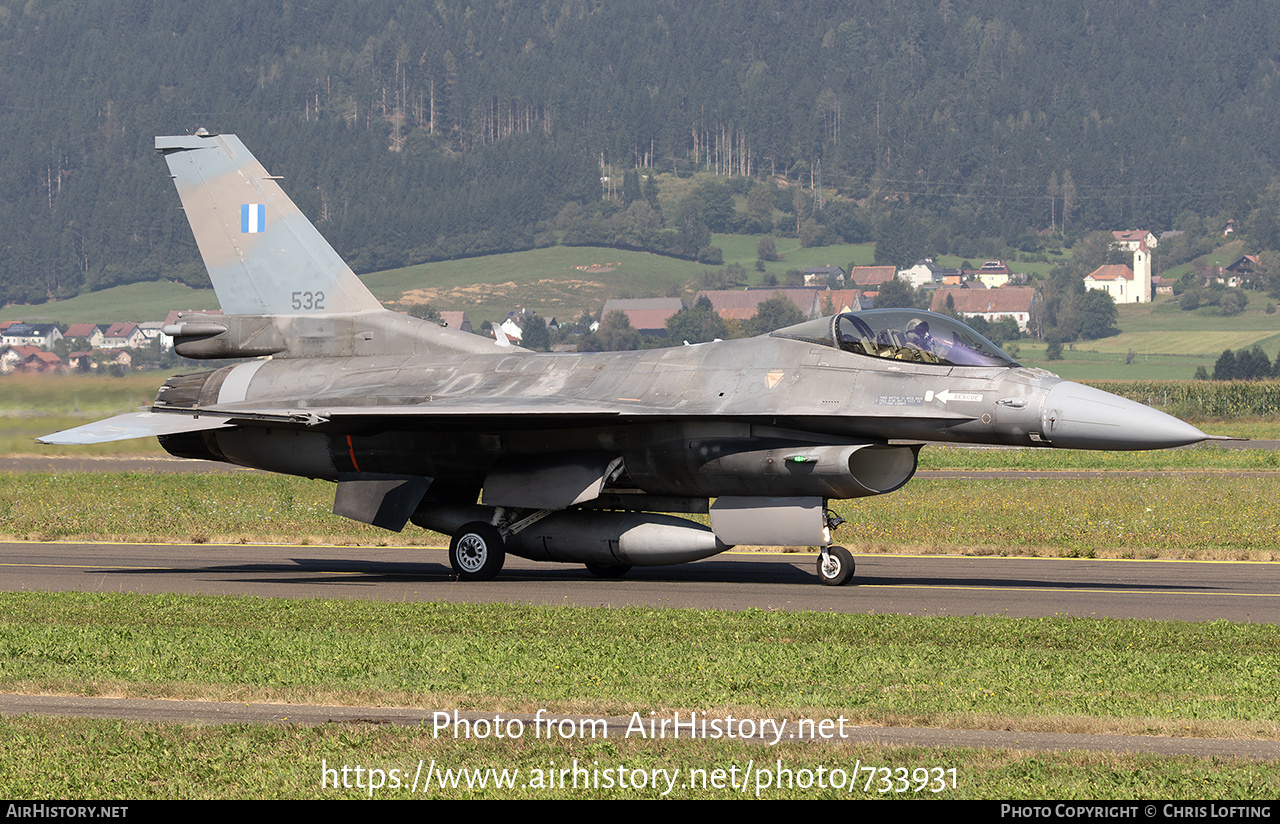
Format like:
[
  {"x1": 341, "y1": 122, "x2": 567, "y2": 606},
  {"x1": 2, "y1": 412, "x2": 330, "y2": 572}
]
[
  {"x1": 138, "y1": 321, "x2": 172, "y2": 351},
  {"x1": 438, "y1": 311, "x2": 473, "y2": 334},
  {"x1": 0, "y1": 345, "x2": 62, "y2": 374},
  {"x1": 97, "y1": 322, "x2": 149, "y2": 350},
  {"x1": 970, "y1": 260, "x2": 1014, "y2": 289},
  {"x1": 67, "y1": 351, "x2": 95, "y2": 372},
  {"x1": 900, "y1": 259, "x2": 944, "y2": 289},
  {"x1": 600, "y1": 298, "x2": 685, "y2": 335},
  {"x1": 63, "y1": 323, "x2": 104, "y2": 344},
  {"x1": 801, "y1": 266, "x2": 847, "y2": 287},
  {"x1": 695, "y1": 288, "x2": 823, "y2": 322},
  {"x1": 817, "y1": 289, "x2": 872, "y2": 314},
  {"x1": 1111, "y1": 230, "x2": 1158, "y2": 252},
  {"x1": 929, "y1": 287, "x2": 1037, "y2": 332},
  {"x1": 848, "y1": 265, "x2": 899, "y2": 288},
  {"x1": 1, "y1": 322, "x2": 62, "y2": 350},
  {"x1": 1215, "y1": 255, "x2": 1258, "y2": 288}
]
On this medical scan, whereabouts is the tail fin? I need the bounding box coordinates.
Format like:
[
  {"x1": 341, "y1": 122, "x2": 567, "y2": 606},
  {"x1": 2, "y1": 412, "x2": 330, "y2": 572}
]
[{"x1": 156, "y1": 132, "x2": 382, "y2": 316}]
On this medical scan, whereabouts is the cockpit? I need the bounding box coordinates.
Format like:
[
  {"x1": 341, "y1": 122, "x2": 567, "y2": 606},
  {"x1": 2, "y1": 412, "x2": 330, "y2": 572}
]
[{"x1": 770, "y1": 309, "x2": 1019, "y2": 368}]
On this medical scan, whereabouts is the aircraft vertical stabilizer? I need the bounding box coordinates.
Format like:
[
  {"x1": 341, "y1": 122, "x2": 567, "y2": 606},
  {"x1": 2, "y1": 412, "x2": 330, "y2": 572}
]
[{"x1": 155, "y1": 132, "x2": 382, "y2": 316}]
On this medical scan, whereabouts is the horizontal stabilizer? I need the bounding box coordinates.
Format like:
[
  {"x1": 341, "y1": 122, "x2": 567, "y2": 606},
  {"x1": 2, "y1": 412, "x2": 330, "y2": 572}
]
[{"x1": 38, "y1": 410, "x2": 234, "y2": 445}]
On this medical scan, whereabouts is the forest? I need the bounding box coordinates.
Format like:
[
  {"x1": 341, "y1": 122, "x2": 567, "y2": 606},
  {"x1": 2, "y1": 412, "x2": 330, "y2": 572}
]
[{"x1": 4, "y1": 0, "x2": 1280, "y2": 308}]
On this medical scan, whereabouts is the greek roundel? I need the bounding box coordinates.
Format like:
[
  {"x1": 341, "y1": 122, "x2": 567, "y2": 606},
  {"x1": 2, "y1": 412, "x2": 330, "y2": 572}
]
[{"x1": 240, "y1": 203, "x2": 265, "y2": 233}]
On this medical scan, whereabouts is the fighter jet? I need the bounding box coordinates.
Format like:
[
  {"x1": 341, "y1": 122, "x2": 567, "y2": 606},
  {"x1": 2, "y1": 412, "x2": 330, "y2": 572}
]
[{"x1": 41, "y1": 132, "x2": 1215, "y2": 585}]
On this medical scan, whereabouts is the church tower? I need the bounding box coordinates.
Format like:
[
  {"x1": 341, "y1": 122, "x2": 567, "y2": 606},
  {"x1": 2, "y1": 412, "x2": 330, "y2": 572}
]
[{"x1": 1133, "y1": 241, "x2": 1152, "y2": 303}]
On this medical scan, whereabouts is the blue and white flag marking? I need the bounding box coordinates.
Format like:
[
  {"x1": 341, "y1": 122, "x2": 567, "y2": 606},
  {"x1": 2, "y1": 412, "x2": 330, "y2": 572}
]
[{"x1": 240, "y1": 204, "x2": 266, "y2": 233}]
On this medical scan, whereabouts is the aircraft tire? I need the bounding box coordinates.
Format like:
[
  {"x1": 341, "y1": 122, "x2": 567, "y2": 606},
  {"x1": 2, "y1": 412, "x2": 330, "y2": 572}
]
[
  {"x1": 816, "y1": 545, "x2": 855, "y2": 586},
  {"x1": 450, "y1": 522, "x2": 506, "y2": 581},
  {"x1": 585, "y1": 563, "x2": 632, "y2": 579}
]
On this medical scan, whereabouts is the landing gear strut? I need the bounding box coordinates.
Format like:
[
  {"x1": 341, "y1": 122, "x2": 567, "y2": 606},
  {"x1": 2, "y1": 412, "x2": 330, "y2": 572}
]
[{"x1": 816, "y1": 507, "x2": 854, "y2": 586}]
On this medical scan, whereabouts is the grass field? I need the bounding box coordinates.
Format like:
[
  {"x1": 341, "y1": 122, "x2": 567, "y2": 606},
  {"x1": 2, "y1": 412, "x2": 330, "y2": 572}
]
[
  {"x1": 0, "y1": 373, "x2": 172, "y2": 454},
  {"x1": 0, "y1": 592, "x2": 1275, "y2": 798},
  {"x1": 0, "y1": 281, "x2": 219, "y2": 325},
  {"x1": 364, "y1": 237, "x2": 889, "y2": 328},
  {"x1": 1009, "y1": 294, "x2": 1280, "y2": 379},
  {"x1": 9, "y1": 714, "x2": 1272, "y2": 799}
]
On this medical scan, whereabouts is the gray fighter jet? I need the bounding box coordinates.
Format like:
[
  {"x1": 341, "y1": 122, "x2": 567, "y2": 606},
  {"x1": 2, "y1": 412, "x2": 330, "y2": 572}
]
[{"x1": 41, "y1": 132, "x2": 1214, "y2": 585}]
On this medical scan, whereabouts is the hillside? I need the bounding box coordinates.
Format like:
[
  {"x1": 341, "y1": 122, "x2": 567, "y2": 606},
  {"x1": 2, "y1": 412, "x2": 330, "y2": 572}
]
[
  {"x1": 7, "y1": 233, "x2": 1277, "y2": 382},
  {"x1": 5, "y1": 1, "x2": 1280, "y2": 309}
]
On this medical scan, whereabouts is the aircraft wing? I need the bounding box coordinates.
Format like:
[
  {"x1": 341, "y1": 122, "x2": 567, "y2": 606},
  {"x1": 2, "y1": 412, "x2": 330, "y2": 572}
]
[
  {"x1": 168, "y1": 396, "x2": 644, "y2": 422},
  {"x1": 41, "y1": 393, "x2": 978, "y2": 445},
  {"x1": 38, "y1": 398, "x2": 633, "y2": 445},
  {"x1": 37, "y1": 410, "x2": 236, "y2": 445}
]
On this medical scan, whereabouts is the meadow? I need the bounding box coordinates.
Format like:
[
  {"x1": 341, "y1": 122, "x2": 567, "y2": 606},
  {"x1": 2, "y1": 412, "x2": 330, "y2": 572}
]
[{"x1": 0, "y1": 593, "x2": 1275, "y2": 799}]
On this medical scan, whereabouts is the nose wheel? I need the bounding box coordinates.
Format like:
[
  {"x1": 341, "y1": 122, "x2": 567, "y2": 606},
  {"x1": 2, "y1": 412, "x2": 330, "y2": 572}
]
[{"x1": 816, "y1": 545, "x2": 855, "y2": 586}]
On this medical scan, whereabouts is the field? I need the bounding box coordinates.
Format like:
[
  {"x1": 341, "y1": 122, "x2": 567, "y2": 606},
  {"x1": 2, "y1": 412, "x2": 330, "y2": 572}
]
[
  {"x1": 0, "y1": 373, "x2": 170, "y2": 455},
  {"x1": 0, "y1": 281, "x2": 218, "y2": 325},
  {"x1": 364, "y1": 237, "x2": 887, "y2": 328},
  {"x1": 0, "y1": 593, "x2": 1275, "y2": 798},
  {"x1": 1012, "y1": 295, "x2": 1280, "y2": 379}
]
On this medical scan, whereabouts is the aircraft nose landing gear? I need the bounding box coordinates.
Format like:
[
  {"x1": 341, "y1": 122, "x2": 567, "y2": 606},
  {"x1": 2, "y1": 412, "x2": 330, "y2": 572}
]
[
  {"x1": 816, "y1": 507, "x2": 854, "y2": 585},
  {"x1": 816, "y1": 545, "x2": 855, "y2": 586}
]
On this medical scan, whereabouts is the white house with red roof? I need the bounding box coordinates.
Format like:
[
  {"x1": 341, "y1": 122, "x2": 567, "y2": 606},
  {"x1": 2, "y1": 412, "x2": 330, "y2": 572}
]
[
  {"x1": 98, "y1": 322, "x2": 148, "y2": 350},
  {"x1": 929, "y1": 287, "x2": 1036, "y2": 332},
  {"x1": 1111, "y1": 230, "x2": 1158, "y2": 251}
]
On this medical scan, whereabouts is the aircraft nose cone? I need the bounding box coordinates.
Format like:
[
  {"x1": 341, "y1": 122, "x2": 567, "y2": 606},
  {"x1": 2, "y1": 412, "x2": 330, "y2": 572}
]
[{"x1": 1042, "y1": 381, "x2": 1209, "y2": 450}]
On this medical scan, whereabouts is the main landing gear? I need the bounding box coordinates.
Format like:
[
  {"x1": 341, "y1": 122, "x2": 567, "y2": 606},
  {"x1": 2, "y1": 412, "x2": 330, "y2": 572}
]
[{"x1": 448, "y1": 521, "x2": 506, "y2": 581}]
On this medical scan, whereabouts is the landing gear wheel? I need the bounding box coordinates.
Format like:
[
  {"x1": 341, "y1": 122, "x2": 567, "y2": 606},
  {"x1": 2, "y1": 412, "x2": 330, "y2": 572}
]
[
  {"x1": 585, "y1": 563, "x2": 632, "y2": 579},
  {"x1": 449, "y1": 522, "x2": 506, "y2": 581},
  {"x1": 816, "y1": 545, "x2": 855, "y2": 586}
]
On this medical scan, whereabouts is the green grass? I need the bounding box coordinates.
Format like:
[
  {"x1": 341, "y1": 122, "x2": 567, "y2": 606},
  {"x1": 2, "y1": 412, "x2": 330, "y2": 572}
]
[
  {"x1": 0, "y1": 373, "x2": 169, "y2": 415},
  {"x1": 0, "y1": 373, "x2": 175, "y2": 454},
  {"x1": 3, "y1": 716, "x2": 1271, "y2": 799},
  {"x1": 1012, "y1": 295, "x2": 1280, "y2": 379},
  {"x1": 2, "y1": 593, "x2": 1277, "y2": 732},
  {"x1": 1016, "y1": 342, "x2": 1217, "y2": 380},
  {"x1": 916, "y1": 442, "x2": 1280, "y2": 472},
  {"x1": 362, "y1": 245, "x2": 703, "y2": 327},
  {"x1": 0, "y1": 416, "x2": 166, "y2": 455},
  {"x1": 0, "y1": 281, "x2": 218, "y2": 324},
  {"x1": 0, "y1": 593, "x2": 1276, "y2": 798},
  {"x1": 1159, "y1": 239, "x2": 1247, "y2": 282},
  {"x1": 710, "y1": 234, "x2": 877, "y2": 272},
  {"x1": 365, "y1": 237, "x2": 885, "y2": 328}
]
